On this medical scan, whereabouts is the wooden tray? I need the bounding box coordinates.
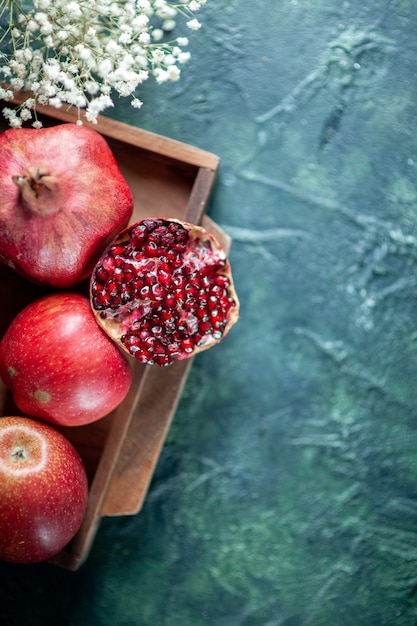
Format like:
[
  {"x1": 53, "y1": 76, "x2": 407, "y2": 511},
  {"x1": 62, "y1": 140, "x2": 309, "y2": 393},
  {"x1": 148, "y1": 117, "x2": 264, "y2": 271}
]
[{"x1": 0, "y1": 95, "x2": 226, "y2": 570}]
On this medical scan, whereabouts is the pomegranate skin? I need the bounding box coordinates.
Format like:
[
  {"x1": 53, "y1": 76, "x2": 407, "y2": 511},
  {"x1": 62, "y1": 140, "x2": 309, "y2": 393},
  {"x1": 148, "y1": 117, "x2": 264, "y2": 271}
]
[
  {"x1": 0, "y1": 123, "x2": 133, "y2": 288},
  {"x1": 0, "y1": 293, "x2": 133, "y2": 426},
  {"x1": 90, "y1": 217, "x2": 240, "y2": 366}
]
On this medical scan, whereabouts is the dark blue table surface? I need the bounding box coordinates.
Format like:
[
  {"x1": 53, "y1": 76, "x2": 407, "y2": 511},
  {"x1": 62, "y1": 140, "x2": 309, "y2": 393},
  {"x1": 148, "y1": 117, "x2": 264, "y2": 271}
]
[{"x1": 2, "y1": 2, "x2": 417, "y2": 625}]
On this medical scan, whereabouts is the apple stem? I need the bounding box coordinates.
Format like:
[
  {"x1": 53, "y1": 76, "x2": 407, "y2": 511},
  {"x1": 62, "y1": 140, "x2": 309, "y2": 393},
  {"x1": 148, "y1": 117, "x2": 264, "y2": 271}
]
[{"x1": 11, "y1": 446, "x2": 27, "y2": 462}]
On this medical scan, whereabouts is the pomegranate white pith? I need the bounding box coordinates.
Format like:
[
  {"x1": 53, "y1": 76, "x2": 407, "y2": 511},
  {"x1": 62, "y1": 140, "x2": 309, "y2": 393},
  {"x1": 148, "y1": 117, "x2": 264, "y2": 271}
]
[{"x1": 90, "y1": 218, "x2": 239, "y2": 366}]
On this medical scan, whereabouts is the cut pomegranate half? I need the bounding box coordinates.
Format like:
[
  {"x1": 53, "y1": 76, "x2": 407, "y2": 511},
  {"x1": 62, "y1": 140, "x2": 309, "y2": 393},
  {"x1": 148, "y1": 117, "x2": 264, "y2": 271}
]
[{"x1": 90, "y1": 218, "x2": 239, "y2": 366}]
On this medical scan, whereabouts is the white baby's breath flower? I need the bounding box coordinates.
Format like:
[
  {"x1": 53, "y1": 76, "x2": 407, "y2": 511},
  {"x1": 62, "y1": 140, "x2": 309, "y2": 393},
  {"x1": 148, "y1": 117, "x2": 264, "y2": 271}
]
[
  {"x1": 98, "y1": 58, "x2": 113, "y2": 77},
  {"x1": 26, "y1": 19, "x2": 39, "y2": 33},
  {"x1": 137, "y1": 0, "x2": 152, "y2": 13},
  {"x1": 36, "y1": 0, "x2": 52, "y2": 9},
  {"x1": 43, "y1": 60, "x2": 61, "y2": 80},
  {"x1": 57, "y1": 29, "x2": 69, "y2": 41},
  {"x1": 39, "y1": 22, "x2": 54, "y2": 36},
  {"x1": 154, "y1": 68, "x2": 169, "y2": 83},
  {"x1": 167, "y1": 65, "x2": 180, "y2": 81},
  {"x1": 10, "y1": 78, "x2": 24, "y2": 90},
  {"x1": 0, "y1": 88, "x2": 13, "y2": 100},
  {"x1": 187, "y1": 18, "x2": 201, "y2": 30},
  {"x1": 0, "y1": 0, "x2": 208, "y2": 126},
  {"x1": 85, "y1": 94, "x2": 114, "y2": 123},
  {"x1": 162, "y1": 20, "x2": 176, "y2": 31},
  {"x1": 152, "y1": 49, "x2": 165, "y2": 64},
  {"x1": 49, "y1": 96, "x2": 63, "y2": 108},
  {"x1": 152, "y1": 28, "x2": 164, "y2": 41},
  {"x1": 34, "y1": 12, "x2": 48, "y2": 24},
  {"x1": 132, "y1": 14, "x2": 149, "y2": 30},
  {"x1": 138, "y1": 31, "x2": 151, "y2": 44},
  {"x1": 66, "y1": 2, "x2": 82, "y2": 17},
  {"x1": 105, "y1": 39, "x2": 122, "y2": 55},
  {"x1": 177, "y1": 51, "x2": 191, "y2": 64},
  {"x1": 44, "y1": 34, "x2": 54, "y2": 47},
  {"x1": 85, "y1": 81, "x2": 100, "y2": 95},
  {"x1": 119, "y1": 31, "x2": 132, "y2": 45},
  {"x1": 156, "y1": 5, "x2": 176, "y2": 19}
]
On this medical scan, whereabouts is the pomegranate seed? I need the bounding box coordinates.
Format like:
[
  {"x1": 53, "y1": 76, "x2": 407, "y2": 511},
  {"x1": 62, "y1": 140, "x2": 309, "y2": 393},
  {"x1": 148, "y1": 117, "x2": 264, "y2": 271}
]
[
  {"x1": 171, "y1": 254, "x2": 183, "y2": 269},
  {"x1": 151, "y1": 284, "x2": 164, "y2": 300},
  {"x1": 164, "y1": 249, "x2": 176, "y2": 262},
  {"x1": 106, "y1": 280, "x2": 118, "y2": 296},
  {"x1": 196, "y1": 307, "x2": 208, "y2": 320},
  {"x1": 168, "y1": 221, "x2": 179, "y2": 234},
  {"x1": 221, "y1": 296, "x2": 235, "y2": 312},
  {"x1": 174, "y1": 228, "x2": 188, "y2": 244},
  {"x1": 184, "y1": 297, "x2": 197, "y2": 313},
  {"x1": 157, "y1": 268, "x2": 171, "y2": 287},
  {"x1": 199, "y1": 320, "x2": 212, "y2": 334},
  {"x1": 93, "y1": 291, "x2": 111, "y2": 309},
  {"x1": 102, "y1": 256, "x2": 115, "y2": 274},
  {"x1": 131, "y1": 250, "x2": 144, "y2": 261},
  {"x1": 123, "y1": 268, "x2": 135, "y2": 283},
  {"x1": 95, "y1": 266, "x2": 109, "y2": 282},
  {"x1": 161, "y1": 309, "x2": 174, "y2": 321},
  {"x1": 213, "y1": 319, "x2": 225, "y2": 332},
  {"x1": 208, "y1": 295, "x2": 218, "y2": 309},
  {"x1": 153, "y1": 355, "x2": 168, "y2": 366},
  {"x1": 131, "y1": 223, "x2": 148, "y2": 244},
  {"x1": 109, "y1": 244, "x2": 127, "y2": 257},
  {"x1": 185, "y1": 283, "x2": 198, "y2": 297},
  {"x1": 172, "y1": 272, "x2": 186, "y2": 288},
  {"x1": 164, "y1": 294, "x2": 176, "y2": 309},
  {"x1": 121, "y1": 289, "x2": 130, "y2": 303},
  {"x1": 110, "y1": 296, "x2": 121, "y2": 309},
  {"x1": 132, "y1": 278, "x2": 144, "y2": 292},
  {"x1": 144, "y1": 241, "x2": 159, "y2": 257},
  {"x1": 211, "y1": 284, "x2": 227, "y2": 299},
  {"x1": 181, "y1": 337, "x2": 194, "y2": 353}
]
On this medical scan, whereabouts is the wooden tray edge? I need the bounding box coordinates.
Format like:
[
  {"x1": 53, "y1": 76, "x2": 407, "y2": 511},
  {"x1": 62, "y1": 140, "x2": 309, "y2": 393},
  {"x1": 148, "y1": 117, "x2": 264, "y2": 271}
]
[{"x1": 1, "y1": 88, "x2": 220, "y2": 170}]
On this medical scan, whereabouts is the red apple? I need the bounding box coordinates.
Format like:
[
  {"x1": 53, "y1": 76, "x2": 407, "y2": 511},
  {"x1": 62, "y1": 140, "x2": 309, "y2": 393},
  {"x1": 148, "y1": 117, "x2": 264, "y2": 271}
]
[
  {"x1": 0, "y1": 292, "x2": 133, "y2": 426},
  {"x1": 0, "y1": 416, "x2": 88, "y2": 564}
]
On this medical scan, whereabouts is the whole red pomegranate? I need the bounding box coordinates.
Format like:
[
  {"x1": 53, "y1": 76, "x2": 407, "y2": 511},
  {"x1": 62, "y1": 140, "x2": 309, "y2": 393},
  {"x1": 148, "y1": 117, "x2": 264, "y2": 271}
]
[
  {"x1": 0, "y1": 416, "x2": 88, "y2": 564},
  {"x1": 0, "y1": 123, "x2": 133, "y2": 287},
  {"x1": 0, "y1": 292, "x2": 133, "y2": 426},
  {"x1": 90, "y1": 217, "x2": 239, "y2": 366}
]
